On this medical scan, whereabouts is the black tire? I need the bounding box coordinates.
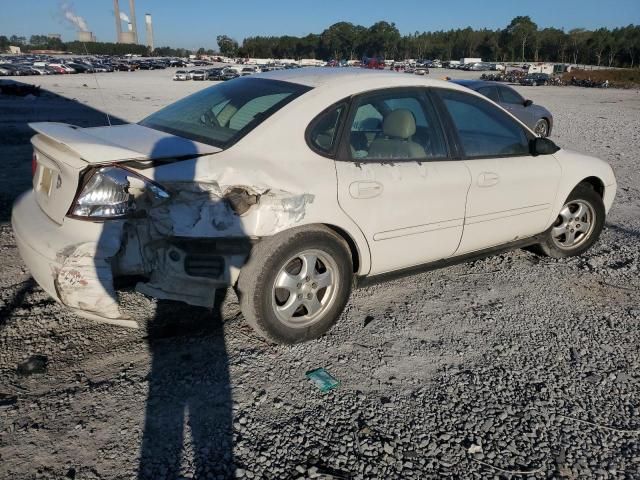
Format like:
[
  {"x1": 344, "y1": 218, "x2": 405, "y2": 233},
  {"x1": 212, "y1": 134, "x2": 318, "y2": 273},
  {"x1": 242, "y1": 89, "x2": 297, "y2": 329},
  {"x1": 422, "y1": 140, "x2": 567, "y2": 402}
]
[
  {"x1": 237, "y1": 225, "x2": 353, "y2": 344},
  {"x1": 534, "y1": 184, "x2": 605, "y2": 258},
  {"x1": 534, "y1": 118, "x2": 550, "y2": 137}
]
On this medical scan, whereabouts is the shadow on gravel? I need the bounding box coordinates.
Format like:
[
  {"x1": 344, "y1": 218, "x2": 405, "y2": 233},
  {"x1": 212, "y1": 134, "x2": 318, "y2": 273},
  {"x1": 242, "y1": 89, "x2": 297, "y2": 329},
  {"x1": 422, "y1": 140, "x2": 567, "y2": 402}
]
[
  {"x1": 134, "y1": 137, "x2": 237, "y2": 478},
  {"x1": 138, "y1": 290, "x2": 235, "y2": 479},
  {"x1": 0, "y1": 80, "x2": 125, "y2": 222},
  {"x1": 0, "y1": 278, "x2": 35, "y2": 328}
]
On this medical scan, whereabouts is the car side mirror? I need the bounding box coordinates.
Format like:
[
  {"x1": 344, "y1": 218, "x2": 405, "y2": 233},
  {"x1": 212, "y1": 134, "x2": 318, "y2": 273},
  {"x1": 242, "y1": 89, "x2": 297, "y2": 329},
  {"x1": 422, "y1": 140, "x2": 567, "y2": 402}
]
[
  {"x1": 524, "y1": 99, "x2": 533, "y2": 107},
  {"x1": 530, "y1": 137, "x2": 559, "y2": 156}
]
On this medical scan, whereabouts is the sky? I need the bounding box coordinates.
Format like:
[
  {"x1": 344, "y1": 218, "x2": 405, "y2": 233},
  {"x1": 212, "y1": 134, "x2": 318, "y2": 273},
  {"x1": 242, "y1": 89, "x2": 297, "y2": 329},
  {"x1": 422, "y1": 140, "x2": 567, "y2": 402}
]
[{"x1": 1, "y1": 0, "x2": 639, "y2": 50}]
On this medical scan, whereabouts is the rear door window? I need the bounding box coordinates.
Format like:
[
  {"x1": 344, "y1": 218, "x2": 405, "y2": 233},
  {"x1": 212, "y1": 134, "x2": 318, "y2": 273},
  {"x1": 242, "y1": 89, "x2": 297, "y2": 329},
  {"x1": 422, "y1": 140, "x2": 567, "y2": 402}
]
[
  {"x1": 436, "y1": 89, "x2": 530, "y2": 158},
  {"x1": 498, "y1": 86, "x2": 525, "y2": 105},
  {"x1": 347, "y1": 90, "x2": 447, "y2": 161},
  {"x1": 476, "y1": 86, "x2": 500, "y2": 103},
  {"x1": 307, "y1": 105, "x2": 345, "y2": 154}
]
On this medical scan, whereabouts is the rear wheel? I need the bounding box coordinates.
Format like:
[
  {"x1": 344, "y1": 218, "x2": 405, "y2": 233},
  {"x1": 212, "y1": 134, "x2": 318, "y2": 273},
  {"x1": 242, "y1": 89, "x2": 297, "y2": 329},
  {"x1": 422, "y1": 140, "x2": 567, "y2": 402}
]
[
  {"x1": 534, "y1": 184, "x2": 605, "y2": 258},
  {"x1": 237, "y1": 225, "x2": 353, "y2": 344}
]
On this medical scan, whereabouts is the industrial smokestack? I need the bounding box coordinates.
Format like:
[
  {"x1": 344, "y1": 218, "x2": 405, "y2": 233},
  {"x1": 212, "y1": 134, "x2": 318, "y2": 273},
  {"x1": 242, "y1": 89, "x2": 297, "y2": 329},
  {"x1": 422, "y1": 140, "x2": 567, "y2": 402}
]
[
  {"x1": 78, "y1": 31, "x2": 95, "y2": 42},
  {"x1": 128, "y1": 22, "x2": 133, "y2": 32},
  {"x1": 113, "y1": 0, "x2": 122, "y2": 41},
  {"x1": 145, "y1": 13, "x2": 154, "y2": 52},
  {"x1": 129, "y1": 0, "x2": 138, "y2": 44}
]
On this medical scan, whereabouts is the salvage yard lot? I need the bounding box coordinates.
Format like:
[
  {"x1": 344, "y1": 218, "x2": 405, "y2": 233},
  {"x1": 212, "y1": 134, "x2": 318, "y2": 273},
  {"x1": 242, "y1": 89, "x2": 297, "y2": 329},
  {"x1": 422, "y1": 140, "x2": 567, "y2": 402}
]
[{"x1": 1, "y1": 69, "x2": 639, "y2": 479}]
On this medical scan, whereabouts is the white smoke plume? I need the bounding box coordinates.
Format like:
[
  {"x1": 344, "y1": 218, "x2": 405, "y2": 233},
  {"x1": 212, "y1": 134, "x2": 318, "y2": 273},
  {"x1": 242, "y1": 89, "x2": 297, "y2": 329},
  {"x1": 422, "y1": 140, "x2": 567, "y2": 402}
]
[
  {"x1": 61, "y1": 2, "x2": 89, "y2": 32},
  {"x1": 119, "y1": 12, "x2": 130, "y2": 23}
]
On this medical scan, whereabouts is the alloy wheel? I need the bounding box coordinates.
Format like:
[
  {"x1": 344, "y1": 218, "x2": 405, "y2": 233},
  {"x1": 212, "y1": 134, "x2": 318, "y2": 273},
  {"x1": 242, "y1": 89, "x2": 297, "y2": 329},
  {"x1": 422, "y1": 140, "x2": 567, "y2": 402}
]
[
  {"x1": 271, "y1": 249, "x2": 339, "y2": 328},
  {"x1": 551, "y1": 200, "x2": 596, "y2": 249}
]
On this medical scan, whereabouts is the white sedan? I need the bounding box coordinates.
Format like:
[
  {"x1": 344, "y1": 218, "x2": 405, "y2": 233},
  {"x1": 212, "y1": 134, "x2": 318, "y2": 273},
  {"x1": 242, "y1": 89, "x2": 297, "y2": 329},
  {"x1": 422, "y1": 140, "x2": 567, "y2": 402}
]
[
  {"x1": 12, "y1": 69, "x2": 616, "y2": 343},
  {"x1": 172, "y1": 70, "x2": 191, "y2": 81}
]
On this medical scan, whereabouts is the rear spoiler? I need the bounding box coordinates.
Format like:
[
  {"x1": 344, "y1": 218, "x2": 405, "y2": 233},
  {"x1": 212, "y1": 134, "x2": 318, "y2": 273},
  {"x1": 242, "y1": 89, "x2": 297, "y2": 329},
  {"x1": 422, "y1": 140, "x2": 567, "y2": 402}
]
[
  {"x1": 28, "y1": 122, "x2": 221, "y2": 165},
  {"x1": 29, "y1": 122, "x2": 148, "y2": 163}
]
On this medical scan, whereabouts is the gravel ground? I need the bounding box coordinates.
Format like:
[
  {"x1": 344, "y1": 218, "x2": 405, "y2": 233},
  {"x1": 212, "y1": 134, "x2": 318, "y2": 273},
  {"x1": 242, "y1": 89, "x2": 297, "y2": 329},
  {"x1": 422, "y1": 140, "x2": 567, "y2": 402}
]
[{"x1": 0, "y1": 69, "x2": 639, "y2": 479}]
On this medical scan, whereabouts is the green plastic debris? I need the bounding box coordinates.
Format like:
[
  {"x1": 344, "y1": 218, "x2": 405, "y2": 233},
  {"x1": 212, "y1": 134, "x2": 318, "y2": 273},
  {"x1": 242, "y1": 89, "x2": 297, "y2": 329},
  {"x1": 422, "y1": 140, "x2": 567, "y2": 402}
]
[{"x1": 306, "y1": 368, "x2": 340, "y2": 392}]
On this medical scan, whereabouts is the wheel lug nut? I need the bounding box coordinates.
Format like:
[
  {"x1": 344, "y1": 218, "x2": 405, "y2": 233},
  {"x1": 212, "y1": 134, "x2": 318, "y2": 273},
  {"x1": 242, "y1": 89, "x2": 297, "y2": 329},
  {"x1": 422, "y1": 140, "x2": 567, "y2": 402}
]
[
  {"x1": 312, "y1": 282, "x2": 317, "y2": 288},
  {"x1": 297, "y1": 283, "x2": 301, "y2": 288},
  {"x1": 297, "y1": 294, "x2": 302, "y2": 299},
  {"x1": 305, "y1": 276, "x2": 310, "y2": 281},
  {"x1": 307, "y1": 293, "x2": 312, "y2": 299}
]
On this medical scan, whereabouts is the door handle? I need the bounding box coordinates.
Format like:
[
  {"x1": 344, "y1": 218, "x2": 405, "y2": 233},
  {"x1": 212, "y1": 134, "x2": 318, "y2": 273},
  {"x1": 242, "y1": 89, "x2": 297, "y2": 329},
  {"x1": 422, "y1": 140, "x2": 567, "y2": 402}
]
[
  {"x1": 478, "y1": 172, "x2": 500, "y2": 187},
  {"x1": 349, "y1": 181, "x2": 384, "y2": 199}
]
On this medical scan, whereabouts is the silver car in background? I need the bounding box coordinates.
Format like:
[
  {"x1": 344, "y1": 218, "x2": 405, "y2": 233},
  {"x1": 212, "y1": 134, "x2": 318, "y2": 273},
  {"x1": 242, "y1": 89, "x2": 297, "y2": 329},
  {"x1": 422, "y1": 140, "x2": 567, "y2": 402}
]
[{"x1": 451, "y1": 79, "x2": 553, "y2": 137}]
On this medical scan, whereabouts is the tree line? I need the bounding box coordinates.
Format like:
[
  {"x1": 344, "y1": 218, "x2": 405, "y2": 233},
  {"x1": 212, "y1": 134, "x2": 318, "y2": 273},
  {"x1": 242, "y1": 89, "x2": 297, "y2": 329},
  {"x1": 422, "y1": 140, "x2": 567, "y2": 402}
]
[
  {"x1": 2, "y1": 17, "x2": 639, "y2": 67},
  {"x1": 223, "y1": 17, "x2": 640, "y2": 68}
]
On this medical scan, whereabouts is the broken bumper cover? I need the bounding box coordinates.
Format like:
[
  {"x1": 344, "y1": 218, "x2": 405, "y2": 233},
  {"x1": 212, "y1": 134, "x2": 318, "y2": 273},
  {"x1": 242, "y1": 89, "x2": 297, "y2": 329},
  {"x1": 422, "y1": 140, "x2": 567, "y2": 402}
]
[{"x1": 11, "y1": 191, "x2": 136, "y2": 327}]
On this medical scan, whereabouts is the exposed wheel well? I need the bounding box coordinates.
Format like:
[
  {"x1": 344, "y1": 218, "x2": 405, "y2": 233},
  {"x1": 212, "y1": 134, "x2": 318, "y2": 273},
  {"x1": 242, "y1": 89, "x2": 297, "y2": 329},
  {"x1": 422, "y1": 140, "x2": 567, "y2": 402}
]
[
  {"x1": 324, "y1": 224, "x2": 361, "y2": 273},
  {"x1": 577, "y1": 176, "x2": 605, "y2": 198}
]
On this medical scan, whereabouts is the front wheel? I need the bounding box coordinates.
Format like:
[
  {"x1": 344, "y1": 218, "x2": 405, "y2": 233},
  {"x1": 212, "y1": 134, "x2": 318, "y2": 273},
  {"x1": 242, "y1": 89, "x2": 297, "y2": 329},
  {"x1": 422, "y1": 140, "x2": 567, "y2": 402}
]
[
  {"x1": 237, "y1": 225, "x2": 353, "y2": 344},
  {"x1": 534, "y1": 184, "x2": 605, "y2": 258},
  {"x1": 534, "y1": 118, "x2": 550, "y2": 137}
]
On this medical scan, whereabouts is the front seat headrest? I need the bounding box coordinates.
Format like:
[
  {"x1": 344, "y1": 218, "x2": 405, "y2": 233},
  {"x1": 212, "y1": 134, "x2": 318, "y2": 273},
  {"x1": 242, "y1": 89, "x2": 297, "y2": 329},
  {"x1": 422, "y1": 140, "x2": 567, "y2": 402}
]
[{"x1": 383, "y1": 109, "x2": 416, "y2": 139}]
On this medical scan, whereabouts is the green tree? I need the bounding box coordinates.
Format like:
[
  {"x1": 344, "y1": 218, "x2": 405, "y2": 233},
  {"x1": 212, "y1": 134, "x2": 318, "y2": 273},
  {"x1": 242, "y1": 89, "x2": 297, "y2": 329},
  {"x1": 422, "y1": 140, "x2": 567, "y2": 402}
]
[
  {"x1": 0, "y1": 35, "x2": 10, "y2": 52},
  {"x1": 505, "y1": 16, "x2": 538, "y2": 61},
  {"x1": 365, "y1": 21, "x2": 400, "y2": 58},
  {"x1": 621, "y1": 24, "x2": 640, "y2": 67},
  {"x1": 569, "y1": 28, "x2": 592, "y2": 64},
  {"x1": 321, "y1": 22, "x2": 358, "y2": 60},
  {"x1": 9, "y1": 35, "x2": 26, "y2": 45},
  {"x1": 216, "y1": 35, "x2": 238, "y2": 57}
]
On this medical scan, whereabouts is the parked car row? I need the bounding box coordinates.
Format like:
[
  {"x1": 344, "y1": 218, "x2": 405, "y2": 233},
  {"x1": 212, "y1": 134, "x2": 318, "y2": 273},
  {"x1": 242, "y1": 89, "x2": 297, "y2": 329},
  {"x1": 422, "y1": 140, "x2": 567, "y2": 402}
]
[
  {"x1": 173, "y1": 67, "x2": 239, "y2": 81},
  {"x1": 0, "y1": 54, "x2": 215, "y2": 77},
  {"x1": 449, "y1": 62, "x2": 505, "y2": 71},
  {"x1": 0, "y1": 57, "x2": 144, "y2": 76},
  {"x1": 480, "y1": 71, "x2": 555, "y2": 87},
  {"x1": 172, "y1": 64, "x2": 303, "y2": 81}
]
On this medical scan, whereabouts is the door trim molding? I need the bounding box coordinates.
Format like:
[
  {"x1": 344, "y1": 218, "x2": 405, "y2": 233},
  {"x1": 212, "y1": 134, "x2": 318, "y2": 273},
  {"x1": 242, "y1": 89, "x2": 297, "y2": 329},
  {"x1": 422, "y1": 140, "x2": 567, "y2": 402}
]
[
  {"x1": 355, "y1": 232, "x2": 545, "y2": 287},
  {"x1": 464, "y1": 204, "x2": 550, "y2": 225},
  {"x1": 373, "y1": 218, "x2": 464, "y2": 241}
]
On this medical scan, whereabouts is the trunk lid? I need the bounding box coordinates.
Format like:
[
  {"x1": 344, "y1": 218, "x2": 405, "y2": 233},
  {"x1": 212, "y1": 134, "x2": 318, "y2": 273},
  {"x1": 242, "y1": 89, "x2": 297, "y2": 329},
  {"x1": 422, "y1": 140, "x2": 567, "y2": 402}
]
[{"x1": 29, "y1": 122, "x2": 220, "y2": 224}]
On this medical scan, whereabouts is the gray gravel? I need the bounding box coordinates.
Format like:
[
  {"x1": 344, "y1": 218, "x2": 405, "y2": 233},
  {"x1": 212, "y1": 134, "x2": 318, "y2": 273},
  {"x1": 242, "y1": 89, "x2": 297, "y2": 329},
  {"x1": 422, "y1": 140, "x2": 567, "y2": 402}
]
[{"x1": 0, "y1": 70, "x2": 639, "y2": 479}]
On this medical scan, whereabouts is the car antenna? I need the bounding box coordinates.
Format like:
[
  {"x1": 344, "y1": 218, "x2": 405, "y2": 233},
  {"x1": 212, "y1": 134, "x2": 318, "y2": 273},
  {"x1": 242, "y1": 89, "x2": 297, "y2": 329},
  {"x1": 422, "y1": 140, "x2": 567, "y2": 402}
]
[{"x1": 82, "y1": 41, "x2": 112, "y2": 127}]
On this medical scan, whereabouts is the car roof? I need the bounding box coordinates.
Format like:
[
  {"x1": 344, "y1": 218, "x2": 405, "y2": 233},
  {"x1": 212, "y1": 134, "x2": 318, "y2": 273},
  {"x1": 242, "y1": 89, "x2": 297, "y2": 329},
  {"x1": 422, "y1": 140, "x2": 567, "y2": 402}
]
[{"x1": 254, "y1": 67, "x2": 463, "y2": 92}]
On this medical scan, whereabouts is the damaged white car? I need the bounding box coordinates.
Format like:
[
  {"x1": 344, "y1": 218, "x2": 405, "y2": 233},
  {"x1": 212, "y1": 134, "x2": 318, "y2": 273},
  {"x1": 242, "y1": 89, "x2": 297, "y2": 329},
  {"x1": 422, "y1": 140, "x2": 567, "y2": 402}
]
[{"x1": 12, "y1": 70, "x2": 616, "y2": 343}]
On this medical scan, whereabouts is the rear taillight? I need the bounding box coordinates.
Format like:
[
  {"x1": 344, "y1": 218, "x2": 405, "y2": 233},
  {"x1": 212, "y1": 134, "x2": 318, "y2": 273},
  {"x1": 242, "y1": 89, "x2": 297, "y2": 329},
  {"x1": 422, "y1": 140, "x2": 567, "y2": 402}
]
[
  {"x1": 32, "y1": 152, "x2": 37, "y2": 177},
  {"x1": 69, "y1": 166, "x2": 169, "y2": 219}
]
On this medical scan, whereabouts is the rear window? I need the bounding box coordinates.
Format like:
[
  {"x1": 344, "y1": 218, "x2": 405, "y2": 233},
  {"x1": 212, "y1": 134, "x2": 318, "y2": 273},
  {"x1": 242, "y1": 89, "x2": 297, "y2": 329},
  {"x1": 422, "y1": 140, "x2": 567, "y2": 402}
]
[{"x1": 140, "y1": 77, "x2": 311, "y2": 148}]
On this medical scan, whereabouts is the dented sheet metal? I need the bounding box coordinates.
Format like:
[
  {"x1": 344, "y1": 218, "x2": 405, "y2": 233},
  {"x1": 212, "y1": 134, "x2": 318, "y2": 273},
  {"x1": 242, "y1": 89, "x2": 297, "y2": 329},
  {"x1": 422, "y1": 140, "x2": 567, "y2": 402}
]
[
  {"x1": 146, "y1": 182, "x2": 314, "y2": 238},
  {"x1": 53, "y1": 175, "x2": 315, "y2": 318},
  {"x1": 54, "y1": 242, "x2": 123, "y2": 320}
]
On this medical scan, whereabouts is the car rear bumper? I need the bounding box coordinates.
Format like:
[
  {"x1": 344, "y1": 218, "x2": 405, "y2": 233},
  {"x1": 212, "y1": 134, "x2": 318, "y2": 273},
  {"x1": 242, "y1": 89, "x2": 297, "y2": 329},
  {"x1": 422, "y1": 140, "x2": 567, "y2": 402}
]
[
  {"x1": 12, "y1": 191, "x2": 79, "y2": 303},
  {"x1": 11, "y1": 191, "x2": 135, "y2": 326}
]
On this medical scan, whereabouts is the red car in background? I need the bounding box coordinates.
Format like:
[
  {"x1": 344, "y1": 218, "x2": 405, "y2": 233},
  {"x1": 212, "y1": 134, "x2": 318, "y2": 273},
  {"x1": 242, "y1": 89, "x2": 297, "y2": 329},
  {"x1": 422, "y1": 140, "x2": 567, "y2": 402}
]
[{"x1": 362, "y1": 56, "x2": 385, "y2": 69}]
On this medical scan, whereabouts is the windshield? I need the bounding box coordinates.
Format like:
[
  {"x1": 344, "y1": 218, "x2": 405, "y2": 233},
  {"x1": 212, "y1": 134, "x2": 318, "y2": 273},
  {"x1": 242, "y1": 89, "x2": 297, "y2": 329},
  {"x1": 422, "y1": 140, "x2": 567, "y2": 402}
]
[{"x1": 139, "y1": 77, "x2": 311, "y2": 148}]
